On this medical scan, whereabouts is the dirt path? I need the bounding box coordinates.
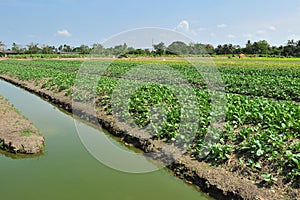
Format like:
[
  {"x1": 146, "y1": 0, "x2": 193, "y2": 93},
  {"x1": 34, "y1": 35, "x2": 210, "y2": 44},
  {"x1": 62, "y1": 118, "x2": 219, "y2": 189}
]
[{"x1": 0, "y1": 95, "x2": 44, "y2": 154}]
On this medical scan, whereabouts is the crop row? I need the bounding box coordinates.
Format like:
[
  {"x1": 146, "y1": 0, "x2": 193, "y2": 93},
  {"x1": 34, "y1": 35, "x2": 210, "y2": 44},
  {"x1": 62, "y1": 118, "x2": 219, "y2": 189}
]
[
  {"x1": 3, "y1": 59, "x2": 299, "y2": 102},
  {"x1": 0, "y1": 59, "x2": 299, "y2": 184}
]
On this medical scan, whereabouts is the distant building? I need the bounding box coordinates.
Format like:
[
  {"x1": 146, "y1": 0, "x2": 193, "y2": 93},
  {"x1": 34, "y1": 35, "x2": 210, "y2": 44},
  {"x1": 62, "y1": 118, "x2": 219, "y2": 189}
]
[
  {"x1": 58, "y1": 52, "x2": 81, "y2": 55},
  {"x1": 0, "y1": 50, "x2": 21, "y2": 57}
]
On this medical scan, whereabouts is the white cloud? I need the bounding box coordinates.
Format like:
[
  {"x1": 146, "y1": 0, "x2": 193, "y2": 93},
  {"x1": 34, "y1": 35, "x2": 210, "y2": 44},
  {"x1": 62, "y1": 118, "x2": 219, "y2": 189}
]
[
  {"x1": 243, "y1": 33, "x2": 253, "y2": 38},
  {"x1": 57, "y1": 29, "x2": 71, "y2": 37},
  {"x1": 190, "y1": 30, "x2": 197, "y2": 36},
  {"x1": 176, "y1": 20, "x2": 190, "y2": 32},
  {"x1": 269, "y1": 26, "x2": 276, "y2": 31},
  {"x1": 227, "y1": 34, "x2": 236, "y2": 38},
  {"x1": 217, "y1": 24, "x2": 227, "y2": 28},
  {"x1": 289, "y1": 33, "x2": 300, "y2": 40},
  {"x1": 256, "y1": 30, "x2": 266, "y2": 34}
]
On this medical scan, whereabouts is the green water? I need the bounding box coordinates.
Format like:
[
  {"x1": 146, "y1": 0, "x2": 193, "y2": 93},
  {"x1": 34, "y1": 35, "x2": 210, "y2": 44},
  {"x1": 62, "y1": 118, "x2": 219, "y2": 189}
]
[{"x1": 0, "y1": 80, "x2": 212, "y2": 200}]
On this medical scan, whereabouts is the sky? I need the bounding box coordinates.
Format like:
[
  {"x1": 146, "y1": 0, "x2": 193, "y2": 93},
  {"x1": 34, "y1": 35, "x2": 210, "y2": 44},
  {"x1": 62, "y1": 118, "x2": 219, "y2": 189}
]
[{"x1": 1, "y1": 0, "x2": 300, "y2": 49}]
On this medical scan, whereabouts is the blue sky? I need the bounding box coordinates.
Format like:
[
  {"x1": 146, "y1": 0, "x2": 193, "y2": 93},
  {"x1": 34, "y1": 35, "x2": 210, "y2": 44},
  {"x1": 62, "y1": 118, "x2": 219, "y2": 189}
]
[{"x1": 1, "y1": 0, "x2": 300, "y2": 48}]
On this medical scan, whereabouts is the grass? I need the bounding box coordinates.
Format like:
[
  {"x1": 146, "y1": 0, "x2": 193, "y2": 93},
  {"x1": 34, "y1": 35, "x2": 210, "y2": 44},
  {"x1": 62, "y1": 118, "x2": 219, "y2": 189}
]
[{"x1": 20, "y1": 128, "x2": 32, "y2": 137}]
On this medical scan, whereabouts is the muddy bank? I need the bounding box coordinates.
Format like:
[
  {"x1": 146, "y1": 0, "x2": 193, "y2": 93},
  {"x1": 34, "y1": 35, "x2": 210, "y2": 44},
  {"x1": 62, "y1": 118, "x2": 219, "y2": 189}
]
[
  {"x1": 0, "y1": 75, "x2": 283, "y2": 200},
  {"x1": 0, "y1": 95, "x2": 44, "y2": 154}
]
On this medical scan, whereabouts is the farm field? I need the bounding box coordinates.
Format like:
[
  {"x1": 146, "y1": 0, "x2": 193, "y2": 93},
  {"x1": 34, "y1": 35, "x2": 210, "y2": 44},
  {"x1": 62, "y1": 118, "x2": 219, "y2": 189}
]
[{"x1": 0, "y1": 58, "x2": 299, "y2": 199}]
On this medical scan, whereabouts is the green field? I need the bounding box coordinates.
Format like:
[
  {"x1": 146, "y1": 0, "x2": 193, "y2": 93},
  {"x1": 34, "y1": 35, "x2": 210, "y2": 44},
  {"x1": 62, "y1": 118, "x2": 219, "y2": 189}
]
[{"x1": 0, "y1": 58, "x2": 299, "y2": 194}]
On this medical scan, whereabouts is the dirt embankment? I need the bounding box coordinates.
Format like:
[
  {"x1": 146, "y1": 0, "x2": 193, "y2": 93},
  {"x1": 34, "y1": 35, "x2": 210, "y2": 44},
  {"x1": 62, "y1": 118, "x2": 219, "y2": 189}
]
[
  {"x1": 0, "y1": 75, "x2": 285, "y2": 200},
  {"x1": 0, "y1": 95, "x2": 44, "y2": 154}
]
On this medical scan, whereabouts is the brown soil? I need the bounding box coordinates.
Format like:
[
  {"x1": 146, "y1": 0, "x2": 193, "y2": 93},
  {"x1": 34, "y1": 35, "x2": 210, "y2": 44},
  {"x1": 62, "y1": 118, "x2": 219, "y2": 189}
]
[
  {"x1": 0, "y1": 75, "x2": 289, "y2": 200},
  {"x1": 0, "y1": 95, "x2": 44, "y2": 154}
]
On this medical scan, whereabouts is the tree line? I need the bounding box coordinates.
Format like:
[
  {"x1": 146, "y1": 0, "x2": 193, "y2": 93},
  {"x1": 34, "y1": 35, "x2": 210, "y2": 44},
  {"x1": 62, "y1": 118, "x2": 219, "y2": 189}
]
[{"x1": 1, "y1": 39, "x2": 300, "y2": 57}]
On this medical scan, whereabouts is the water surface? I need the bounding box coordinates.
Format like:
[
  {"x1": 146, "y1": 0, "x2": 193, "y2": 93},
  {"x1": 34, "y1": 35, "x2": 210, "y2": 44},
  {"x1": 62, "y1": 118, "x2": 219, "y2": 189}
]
[{"x1": 0, "y1": 79, "x2": 211, "y2": 200}]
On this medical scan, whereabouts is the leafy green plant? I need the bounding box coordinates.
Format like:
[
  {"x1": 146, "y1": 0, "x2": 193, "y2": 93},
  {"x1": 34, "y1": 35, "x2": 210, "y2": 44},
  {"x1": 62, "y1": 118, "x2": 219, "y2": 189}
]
[
  {"x1": 0, "y1": 58, "x2": 299, "y2": 184},
  {"x1": 261, "y1": 173, "x2": 278, "y2": 183}
]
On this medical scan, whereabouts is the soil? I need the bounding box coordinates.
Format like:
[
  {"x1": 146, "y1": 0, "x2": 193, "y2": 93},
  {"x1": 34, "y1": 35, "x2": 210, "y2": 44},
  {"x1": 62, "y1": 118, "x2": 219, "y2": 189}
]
[
  {"x1": 0, "y1": 95, "x2": 44, "y2": 154},
  {"x1": 0, "y1": 74, "x2": 293, "y2": 200}
]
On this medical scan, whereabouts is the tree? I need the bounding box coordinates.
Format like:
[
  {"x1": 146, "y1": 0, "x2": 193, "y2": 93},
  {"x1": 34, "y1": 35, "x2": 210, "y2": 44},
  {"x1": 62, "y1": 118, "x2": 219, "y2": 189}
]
[
  {"x1": 215, "y1": 45, "x2": 223, "y2": 55},
  {"x1": 41, "y1": 45, "x2": 55, "y2": 54},
  {"x1": 252, "y1": 40, "x2": 270, "y2": 55},
  {"x1": 26, "y1": 42, "x2": 40, "y2": 54},
  {"x1": 127, "y1": 47, "x2": 135, "y2": 53},
  {"x1": 166, "y1": 41, "x2": 188, "y2": 55},
  {"x1": 112, "y1": 43, "x2": 128, "y2": 56},
  {"x1": 295, "y1": 40, "x2": 300, "y2": 57},
  {"x1": 270, "y1": 46, "x2": 282, "y2": 57},
  {"x1": 12, "y1": 43, "x2": 22, "y2": 52},
  {"x1": 286, "y1": 39, "x2": 300, "y2": 57},
  {"x1": 215, "y1": 44, "x2": 235, "y2": 55},
  {"x1": 104, "y1": 47, "x2": 113, "y2": 56},
  {"x1": 244, "y1": 40, "x2": 253, "y2": 54},
  {"x1": 153, "y1": 42, "x2": 166, "y2": 55},
  {"x1": 58, "y1": 45, "x2": 63, "y2": 52},
  {"x1": 61, "y1": 44, "x2": 72, "y2": 52},
  {"x1": 73, "y1": 45, "x2": 90, "y2": 54},
  {"x1": 282, "y1": 40, "x2": 297, "y2": 57},
  {"x1": 204, "y1": 44, "x2": 214, "y2": 55},
  {"x1": 0, "y1": 41, "x2": 6, "y2": 51},
  {"x1": 233, "y1": 45, "x2": 242, "y2": 54},
  {"x1": 92, "y1": 43, "x2": 104, "y2": 54}
]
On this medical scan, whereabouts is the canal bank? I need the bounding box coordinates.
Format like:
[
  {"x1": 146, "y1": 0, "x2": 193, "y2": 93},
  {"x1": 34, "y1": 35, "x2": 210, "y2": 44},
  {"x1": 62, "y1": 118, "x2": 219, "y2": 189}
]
[{"x1": 0, "y1": 95, "x2": 44, "y2": 154}]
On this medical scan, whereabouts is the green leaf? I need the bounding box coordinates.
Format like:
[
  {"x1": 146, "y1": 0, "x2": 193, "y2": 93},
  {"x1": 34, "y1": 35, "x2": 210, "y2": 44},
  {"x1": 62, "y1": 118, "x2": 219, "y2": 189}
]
[
  {"x1": 256, "y1": 149, "x2": 264, "y2": 156},
  {"x1": 254, "y1": 162, "x2": 261, "y2": 169}
]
